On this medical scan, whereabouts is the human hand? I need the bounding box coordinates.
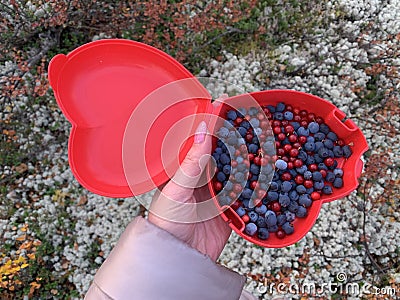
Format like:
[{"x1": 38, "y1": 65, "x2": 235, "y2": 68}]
[{"x1": 148, "y1": 97, "x2": 231, "y2": 261}]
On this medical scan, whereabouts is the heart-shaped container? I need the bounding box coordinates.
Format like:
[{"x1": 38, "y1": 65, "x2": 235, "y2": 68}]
[
  {"x1": 48, "y1": 39, "x2": 368, "y2": 248},
  {"x1": 207, "y1": 91, "x2": 368, "y2": 247}
]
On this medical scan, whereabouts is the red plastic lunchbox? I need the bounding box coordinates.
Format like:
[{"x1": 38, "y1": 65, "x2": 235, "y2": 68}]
[{"x1": 48, "y1": 39, "x2": 368, "y2": 248}]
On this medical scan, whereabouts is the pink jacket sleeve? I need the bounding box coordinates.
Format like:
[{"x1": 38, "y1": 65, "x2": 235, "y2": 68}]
[{"x1": 85, "y1": 217, "x2": 256, "y2": 300}]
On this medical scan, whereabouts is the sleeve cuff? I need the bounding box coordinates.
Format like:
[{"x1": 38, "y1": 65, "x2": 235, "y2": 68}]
[{"x1": 87, "y1": 216, "x2": 246, "y2": 300}]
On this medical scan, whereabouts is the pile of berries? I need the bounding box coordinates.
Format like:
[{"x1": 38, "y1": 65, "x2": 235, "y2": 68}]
[{"x1": 212, "y1": 102, "x2": 352, "y2": 240}]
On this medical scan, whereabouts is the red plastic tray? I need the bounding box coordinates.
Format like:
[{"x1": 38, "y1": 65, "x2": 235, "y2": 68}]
[
  {"x1": 208, "y1": 90, "x2": 368, "y2": 248},
  {"x1": 48, "y1": 39, "x2": 368, "y2": 248}
]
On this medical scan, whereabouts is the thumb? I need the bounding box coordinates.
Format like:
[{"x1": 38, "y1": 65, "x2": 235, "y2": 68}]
[{"x1": 162, "y1": 121, "x2": 211, "y2": 201}]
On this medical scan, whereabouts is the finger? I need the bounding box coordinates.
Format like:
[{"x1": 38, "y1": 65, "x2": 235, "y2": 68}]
[{"x1": 161, "y1": 121, "x2": 211, "y2": 202}]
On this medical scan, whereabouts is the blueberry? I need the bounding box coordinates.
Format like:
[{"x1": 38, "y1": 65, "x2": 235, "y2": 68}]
[
  {"x1": 298, "y1": 151, "x2": 308, "y2": 162},
  {"x1": 318, "y1": 147, "x2": 329, "y2": 158},
  {"x1": 227, "y1": 136, "x2": 237, "y2": 145},
  {"x1": 237, "y1": 163, "x2": 247, "y2": 172},
  {"x1": 217, "y1": 172, "x2": 226, "y2": 182},
  {"x1": 265, "y1": 211, "x2": 277, "y2": 226},
  {"x1": 333, "y1": 177, "x2": 343, "y2": 188},
  {"x1": 307, "y1": 136, "x2": 315, "y2": 143},
  {"x1": 272, "y1": 172, "x2": 280, "y2": 181},
  {"x1": 224, "y1": 181, "x2": 233, "y2": 191},
  {"x1": 284, "y1": 111, "x2": 294, "y2": 120},
  {"x1": 255, "y1": 204, "x2": 267, "y2": 215},
  {"x1": 289, "y1": 190, "x2": 299, "y2": 201},
  {"x1": 299, "y1": 194, "x2": 312, "y2": 207},
  {"x1": 324, "y1": 139, "x2": 334, "y2": 149},
  {"x1": 296, "y1": 165, "x2": 308, "y2": 174},
  {"x1": 258, "y1": 228, "x2": 269, "y2": 240},
  {"x1": 342, "y1": 145, "x2": 352, "y2": 158},
  {"x1": 274, "y1": 112, "x2": 284, "y2": 120},
  {"x1": 312, "y1": 171, "x2": 322, "y2": 181},
  {"x1": 212, "y1": 153, "x2": 220, "y2": 162},
  {"x1": 227, "y1": 145, "x2": 235, "y2": 154},
  {"x1": 236, "y1": 156, "x2": 244, "y2": 164},
  {"x1": 262, "y1": 164, "x2": 273, "y2": 175},
  {"x1": 276, "y1": 102, "x2": 285, "y2": 112},
  {"x1": 325, "y1": 171, "x2": 335, "y2": 183},
  {"x1": 282, "y1": 222, "x2": 294, "y2": 235},
  {"x1": 227, "y1": 110, "x2": 237, "y2": 120},
  {"x1": 249, "y1": 118, "x2": 260, "y2": 128},
  {"x1": 297, "y1": 127, "x2": 309, "y2": 136},
  {"x1": 322, "y1": 185, "x2": 333, "y2": 194},
  {"x1": 308, "y1": 122, "x2": 320, "y2": 134},
  {"x1": 267, "y1": 225, "x2": 279, "y2": 232},
  {"x1": 242, "y1": 188, "x2": 253, "y2": 199},
  {"x1": 319, "y1": 123, "x2": 330, "y2": 134},
  {"x1": 333, "y1": 145, "x2": 344, "y2": 157},
  {"x1": 314, "y1": 180, "x2": 324, "y2": 190},
  {"x1": 288, "y1": 201, "x2": 299, "y2": 213},
  {"x1": 266, "y1": 191, "x2": 279, "y2": 201},
  {"x1": 284, "y1": 211, "x2": 296, "y2": 222},
  {"x1": 219, "y1": 153, "x2": 230, "y2": 166},
  {"x1": 237, "y1": 126, "x2": 247, "y2": 137},
  {"x1": 267, "y1": 105, "x2": 276, "y2": 113},
  {"x1": 248, "y1": 211, "x2": 259, "y2": 223},
  {"x1": 242, "y1": 199, "x2": 250, "y2": 208},
  {"x1": 247, "y1": 143, "x2": 257, "y2": 154},
  {"x1": 306, "y1": 187, "x2": 314, "y2": 194},
  {"x1": 289, "y1": 169, "x2": 297, "y2": 178},
  {"x1": 234, "y1": 172, "x2": 245, "y2": 183},
  {"x1": 303, "y1": 171, "x2": 312, "y2": 180},
  {"x1": 241, "y1": 120, "x2": 250, "y2": 130},
  {"x1": 260, "y1": 183, "x2": 269, "y2": 191},
  {"x1": 296, "y1": 185, "x2": 307, "y2": 194},
  {"x1": 304, "y1": 142, "x2": 316, "y2": 151},
  {"x1": 245, "y1": 223, "x2": 258, "y2": 236},
  {"x1": 314, "y1": 132, "x2": 326, "y2": 142},
  {"x1": 250, "y1": 164, "x2": 260, "y2": 175},
  {"x1": 219, "y1": 196, "x2": 231, "y2": 206},
  {"x1": 236, "y1": 207, "x2": 246, "y2": 217},
  {"x1": 281, "y1": 181, "x2": 292, "y2": 192},
  {"x1": 237, "y1": 107, "x2": 246, "y2": 117},
  {"x1": 218, "y1": 127, "x2": 230, "y2": 138},
  {"x1": 306, "y1": 156, "x2": 315, "y2": 165},
  {"x1": 296, "y1": 206, "x2": 308, "y2": 218},
  {"x1": 281, "y1": 137, "x2": 290, "y2": 145},
  {"x1": 279, "y1": 193, "x2": 291, "y2": 207},
  {"x1": 318, "y1": 163, "x2": 328, "y2": 170},
  {"x1": 291, "y1": 122, "x2": 300, "y2": 130},
  {"x1": 274, "y1": 216, "x2": 285, "y2": 228},
  {"x1": 275, "y1": 159, "x2": 288, "y2": 170},
  {"x1": 256, "y1": 217, "x2": 267, "y2": 228},
  {"x1": 252, "y1": 137, "x2": 260, "y2": 145},
  {"x1": 254, "y1": 127, "x2": 263, "y2": 136},
  {"x1": 224, "y1": 120, "x2": 235, "y2": 128},
  {"x1": 314, "y1": 154, "x2": 324, "y2": 163},
  {"x1": 249, "y1": 107, "x2": 259, "y2": 116},
  {"x1": 262, "y1": 141, "x2": 275, "y2": 155},
  {"x1": 327, "y1": 131, "x2": 338, "y2": 142},
  {"x1": 269, "y1": 181, "x2": 279, "y2": 191},
  {"x1": 315, "y1": 141, "x2": 324, "y2": 151},
  {"x1": 223, "y1": 165, "x2": 231, "y2": 175},
  {"x1": 333, "y1": 168, "x2": 344, "y2": 177}
]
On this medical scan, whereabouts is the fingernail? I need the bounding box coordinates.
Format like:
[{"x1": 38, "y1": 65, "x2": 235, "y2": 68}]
[{"x1": 194, "y1": 121, "x2": 207, "y2": 144}]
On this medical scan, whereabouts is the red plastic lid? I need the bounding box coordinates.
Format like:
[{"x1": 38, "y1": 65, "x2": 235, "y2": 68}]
[{"x1": 48, "y1": 39, "x2": 211, "y2": 197}]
